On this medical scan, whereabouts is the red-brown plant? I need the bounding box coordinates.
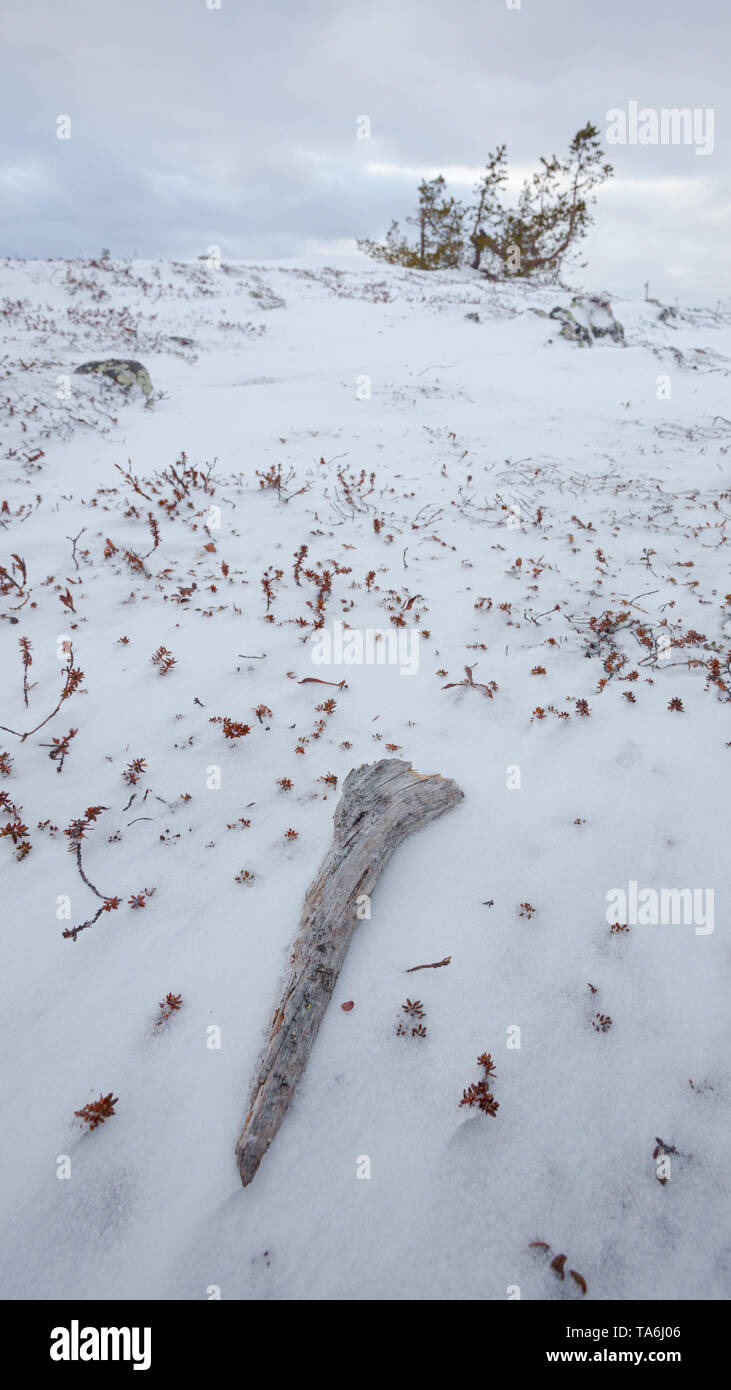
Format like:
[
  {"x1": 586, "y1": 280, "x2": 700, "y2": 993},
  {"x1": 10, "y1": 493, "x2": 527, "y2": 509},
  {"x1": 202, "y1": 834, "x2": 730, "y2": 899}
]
[
  {"x1": 75, "y1": 1093, "x2": 118, "y2": 1131},
  {"x1": 460, "y1": 1052, "x2": 499, "y2": 1117}
]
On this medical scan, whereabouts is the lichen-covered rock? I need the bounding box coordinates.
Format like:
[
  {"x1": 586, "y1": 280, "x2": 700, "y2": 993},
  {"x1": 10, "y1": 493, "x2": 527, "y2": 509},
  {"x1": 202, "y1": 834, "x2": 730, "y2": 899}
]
[
  {"x1": 548, "y1": 296, "x2": 624, "y2": 347},
  {"x1": 74, "y1": 359, "x2": 153, "y2": 397},
  {"x1": 549, "y1": 305, "x2": 594, "y2": 346}
]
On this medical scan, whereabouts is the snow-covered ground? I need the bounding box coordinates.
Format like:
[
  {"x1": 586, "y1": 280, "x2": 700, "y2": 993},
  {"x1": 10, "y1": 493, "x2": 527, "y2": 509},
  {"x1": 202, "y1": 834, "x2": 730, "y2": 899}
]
[{"x1": 0, "y1": 253, "x2": 729, "y2": 1301}]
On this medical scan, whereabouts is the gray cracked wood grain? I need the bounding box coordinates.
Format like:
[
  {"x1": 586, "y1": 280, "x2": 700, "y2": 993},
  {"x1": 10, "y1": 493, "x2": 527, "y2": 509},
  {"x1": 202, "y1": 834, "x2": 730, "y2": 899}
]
[{"x1": 235, "y1": 758, "x2": 464, "y2": 1185}]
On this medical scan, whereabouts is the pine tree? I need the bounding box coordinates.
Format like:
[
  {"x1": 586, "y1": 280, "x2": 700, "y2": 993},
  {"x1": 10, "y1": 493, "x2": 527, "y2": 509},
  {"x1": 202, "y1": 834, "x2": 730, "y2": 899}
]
[
  {"x1": 472, "y1": 124, "x2": 613, "y2": 282},
  {"x1": 469, "y1": 145, "x2": 508, "y2": 270},
  {"x1": 359, "y1": 124, "x2": 612, "y2": 282},
  {"x1": 357, "y1": 175, "x2": 465, "y2": 270}
]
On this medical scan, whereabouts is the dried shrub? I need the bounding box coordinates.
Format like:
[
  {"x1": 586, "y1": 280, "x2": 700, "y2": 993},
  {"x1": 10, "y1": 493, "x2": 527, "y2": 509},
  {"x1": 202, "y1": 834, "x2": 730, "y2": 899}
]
[
  {"x1": 40, "y1": 726, "x2": 78, "y2": 772},
  {"x1": 529, "y1": 1240, "x2": 587, "y2": 1295},
  {"x1": 0, "y1": 642, "x2": 84, "y2": 743},
  {"x1": 460, "y1": 1051, "x2": 499, "y2": 1116},
  {"x1": 156, "y1": 992, "x2": 183, "y2": 1025},
  {"x1": 151, "y1": 645, "x2": 176, "y2": 675},
  {"x1": 19, "y1": 636, "x2": 32, "y2": 705},
  {"x1": 0, "y1": 792, "x2": 32, "y2": 861},
  {"x1": 75, "y1": 1092, "x2": 118, "y2": 1131},
  {"x1": 396, "y1": 998, "x2": 427, "y2": 1039},
  {"x1": 122, "y1": 757, "x2": 147, "y2": 785},
  {"x1": 128, "y1": 888, "x2": 155, "y2": 909},
  {"x1": 261, "y1": 566, "x2": 284, "y2": 611},
  {"x1": 592, "y1": 1012, "x2": 612, "y2": 1032},
  {"x1": 211, "y1": 716, "x2": 251, "y2": 741},
  {"x1": 443, "y1": 664, "x2": 498, "y2": 697}
]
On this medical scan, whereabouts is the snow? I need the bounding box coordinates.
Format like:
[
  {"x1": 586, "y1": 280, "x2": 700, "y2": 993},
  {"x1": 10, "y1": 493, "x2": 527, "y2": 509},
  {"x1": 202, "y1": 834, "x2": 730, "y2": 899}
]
[{"x1": 0, "y1": 253, "x2": 729, "y2": 1300}]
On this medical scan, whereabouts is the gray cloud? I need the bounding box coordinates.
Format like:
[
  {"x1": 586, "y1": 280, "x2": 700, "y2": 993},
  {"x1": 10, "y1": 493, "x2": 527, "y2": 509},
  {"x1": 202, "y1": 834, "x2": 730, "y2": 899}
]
[{"x1": 1, "y1": 0, "x2": 728, "y2": 299}]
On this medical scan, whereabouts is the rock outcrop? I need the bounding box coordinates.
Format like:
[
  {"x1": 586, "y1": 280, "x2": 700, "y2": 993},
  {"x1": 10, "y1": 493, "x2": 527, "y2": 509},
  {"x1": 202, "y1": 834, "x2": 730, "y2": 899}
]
[{"x1": 541, "y1": 295, "x2": 625, "y2": 346}]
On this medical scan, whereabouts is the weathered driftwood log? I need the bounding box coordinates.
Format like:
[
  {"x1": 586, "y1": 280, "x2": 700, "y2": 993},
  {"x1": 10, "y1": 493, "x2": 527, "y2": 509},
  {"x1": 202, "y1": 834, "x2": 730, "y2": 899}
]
[{"x1": 235, "y1": 758, "x2": 464, "y2": 1185}]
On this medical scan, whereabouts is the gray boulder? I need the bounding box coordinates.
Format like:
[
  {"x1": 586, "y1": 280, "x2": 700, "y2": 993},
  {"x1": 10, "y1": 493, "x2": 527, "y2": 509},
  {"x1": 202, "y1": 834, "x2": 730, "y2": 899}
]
[
  {"x1": 74, "y1": 359, "x2": 153, "y2": 398},
  {"x1": 548, "y1": 296, "x2": 624, "y2": 347}
]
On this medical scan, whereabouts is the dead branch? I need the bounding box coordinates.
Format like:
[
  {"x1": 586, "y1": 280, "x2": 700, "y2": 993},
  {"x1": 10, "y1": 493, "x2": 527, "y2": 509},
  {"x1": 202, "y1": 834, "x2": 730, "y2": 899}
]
[
  {"x1": 235, "y1": 758, "x2": 463, "y2": 1185},
  {"x1": 406, "y1": 956, "x2": 452, "y2": 973}
]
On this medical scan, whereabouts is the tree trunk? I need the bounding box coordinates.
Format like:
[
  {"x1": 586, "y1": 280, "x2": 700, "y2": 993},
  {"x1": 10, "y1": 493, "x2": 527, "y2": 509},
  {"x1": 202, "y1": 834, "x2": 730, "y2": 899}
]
[{"x1": 235, "y1": 758, "x2": 464, "y2": 1185}]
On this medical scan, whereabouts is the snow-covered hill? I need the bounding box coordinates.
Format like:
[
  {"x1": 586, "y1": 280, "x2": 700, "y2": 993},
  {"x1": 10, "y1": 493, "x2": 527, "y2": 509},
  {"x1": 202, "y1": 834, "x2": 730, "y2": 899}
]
[{"x1": 0, "y1": 254, "x2": 729, "y2": 1300}]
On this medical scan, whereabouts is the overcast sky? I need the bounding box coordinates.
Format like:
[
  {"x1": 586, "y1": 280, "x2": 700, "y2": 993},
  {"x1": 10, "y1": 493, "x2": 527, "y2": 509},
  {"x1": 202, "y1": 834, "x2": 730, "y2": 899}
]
[{"x1": 1, "y1": 0, "x2": 728, "y2": 300}]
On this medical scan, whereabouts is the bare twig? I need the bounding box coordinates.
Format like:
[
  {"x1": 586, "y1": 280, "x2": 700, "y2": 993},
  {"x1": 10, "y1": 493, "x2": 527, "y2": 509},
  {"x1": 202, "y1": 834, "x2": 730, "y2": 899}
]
[
  {"x1": 66, "y1": 528, "x2": 87, "y2": 571},
  {"x1": 406, "y1": 955, "x2": 452, "y2": 973}
]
